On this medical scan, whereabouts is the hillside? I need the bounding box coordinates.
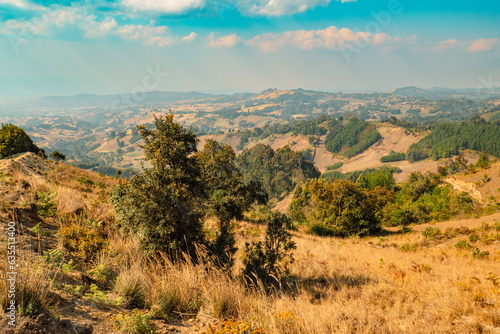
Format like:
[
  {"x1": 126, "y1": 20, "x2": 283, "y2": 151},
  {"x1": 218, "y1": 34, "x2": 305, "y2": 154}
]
[
  {"x1": 1, "y1": 152, "x2": 499, "y2": 333},
  {"x1": 2, "y1": 87, "x2": 499, "y2": 175}
]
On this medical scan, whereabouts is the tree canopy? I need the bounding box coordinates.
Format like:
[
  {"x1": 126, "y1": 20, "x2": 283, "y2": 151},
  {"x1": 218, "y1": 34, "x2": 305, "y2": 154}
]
[
  {"x1": 0, "y1": 123, "x2": 40, "y2": 158},
  {"x1": 237, "y1": 144, "x2": 320, "y2": 198}
]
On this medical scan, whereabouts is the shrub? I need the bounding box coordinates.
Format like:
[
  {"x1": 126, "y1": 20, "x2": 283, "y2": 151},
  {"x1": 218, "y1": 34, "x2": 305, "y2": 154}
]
[
  {"x1": 58, "y1": 224, "x2": 107, "y2": 262},
  {"x1": 200, "y1": 319, "x2": 263, "y2": 334},
  {"x1": 422, "y1": 227, "x2": 441, "y2": 239},
  {"x1": 472, "y1": 248, "x2": 489, "y2": 259},
  {"x1": 0, "y1": 123, "x2": 40, "y2": 158},
  {"x1": 112, "y1": 310, "x2": 157, "y2": 334},
  {"x1": 243, "y1": 213, "x2": 296, "y2": 287},
  {"x1": 455, "y1": 240, "x2": 472, "y2": 250},
  {"x1": 290, "y1": 180, "x2": 385, "y2": 237},
  {"x1": 36, "y1": 191, "x2": 57, "y2": 217},
  {"x1": 49, "y1": 151, "x2": 66, "y2": 161}
]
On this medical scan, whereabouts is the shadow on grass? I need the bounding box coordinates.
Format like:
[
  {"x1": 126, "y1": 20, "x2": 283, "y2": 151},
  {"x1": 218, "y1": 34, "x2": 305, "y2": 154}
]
[{"x1": 277, "y1": 273, "x2": 372, "y2": 303}]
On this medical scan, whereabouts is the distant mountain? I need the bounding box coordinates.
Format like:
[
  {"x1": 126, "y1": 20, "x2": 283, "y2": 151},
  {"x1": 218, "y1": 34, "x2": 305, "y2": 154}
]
[{"x1": 387, "y1": 86, "x2": 500, "y2": 100}]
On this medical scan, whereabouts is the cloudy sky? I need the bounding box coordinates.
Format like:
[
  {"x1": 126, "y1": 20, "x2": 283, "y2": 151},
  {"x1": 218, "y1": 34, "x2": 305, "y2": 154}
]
[{"x1": 0, "y1": 0, "x2": 499, "y2": 97}]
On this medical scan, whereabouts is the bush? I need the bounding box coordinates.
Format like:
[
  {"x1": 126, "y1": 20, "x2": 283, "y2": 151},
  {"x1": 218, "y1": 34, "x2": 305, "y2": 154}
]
[
  {"x1": 290, "y1": 180, "x2": 385, "y2": 237},
  {"x1": 49, "y1": 150, "x2": 66, "y2": 161},
  {"x1": 59, "y1": 224, "x2": 107, "y2": 262},
  {"x1": 0, "y1": 123, "x2": 40, "y2": 158},
  {"x1": 243, "y1": 213, "x2": 296, "y2": 287},
  {"x1": 111, "y1": 309, "x2": 157, "y2": 334},
  {"x1": 422, "y1": 227, "x2": 441, "y2": 239}
]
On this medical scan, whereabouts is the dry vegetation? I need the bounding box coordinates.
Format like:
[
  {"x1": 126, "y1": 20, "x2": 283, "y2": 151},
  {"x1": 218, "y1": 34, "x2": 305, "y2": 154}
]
[{"x1": 1, "y1": 153, "x2": 499, "y2": 333}]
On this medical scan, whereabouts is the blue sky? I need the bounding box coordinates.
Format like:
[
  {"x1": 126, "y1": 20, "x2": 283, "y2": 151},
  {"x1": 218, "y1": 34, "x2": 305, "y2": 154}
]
[{"x1": 0, "y1": 0, "x2": 499, "y2": 97}]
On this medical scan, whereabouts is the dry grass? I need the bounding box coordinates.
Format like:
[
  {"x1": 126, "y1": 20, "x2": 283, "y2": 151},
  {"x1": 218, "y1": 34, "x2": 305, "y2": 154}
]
[
  {"x1": 93, "y1": 219, "x2": 499, "y2": 333},
  {"x1": 2, "y1": 153, "x2": 499, "y2": 333}
]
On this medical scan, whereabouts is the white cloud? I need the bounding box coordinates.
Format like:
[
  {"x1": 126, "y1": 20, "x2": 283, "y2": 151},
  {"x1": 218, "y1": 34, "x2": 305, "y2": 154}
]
[
  {"x1": 0, "y1": 7, "x2": 181, "y2": 47},
  {"x1": 0, "y1": 0, "x2": 44, "y2": 10},
  {"x1": 115, "y1": 24, "x2": 177, "y2": 46},
  {"x1": 434, "y1": 39, "x2": 462, "y2": 51},
  {"x1": 246, "y1": 25, "x2": 400, "y2": 52},
  {"x1": 207, "y1": 33, "x2": 241, "y2": 47},
  {"x1": 467, "y1": 38, "x2": 499, "y2": 53},
  {"x1": 236, "y1": 0, "x2": 331, "y2": 16},
  {"x1": 122, "y1": 0, "x2": 204, "y2": 14},
  {"x1": 84, "y1": 17, "x2": 118, "y2": 38},
  {"x1": 181, "y1": 32, "x2": 197, "y2": 42}
]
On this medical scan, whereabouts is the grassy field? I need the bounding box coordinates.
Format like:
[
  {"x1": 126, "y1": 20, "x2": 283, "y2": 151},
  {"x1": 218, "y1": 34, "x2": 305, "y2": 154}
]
[{"x1": 0, "y1": 153, "x2": 499, "y2": 333}]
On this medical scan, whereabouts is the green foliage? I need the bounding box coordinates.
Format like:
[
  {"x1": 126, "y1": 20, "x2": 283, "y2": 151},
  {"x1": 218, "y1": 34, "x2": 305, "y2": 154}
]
[
  {"x1": 407, "y1": 117, "x2": 500, "y2": 161},
  {"x1": 472, "y1": 248, "x2": 489, "y2": 259},
  {"x1": 196, "y1": 140, "x2": 267, "y2": 269},
  {"x1": 0, "y1": 123, "x2": 40, "y2": 158},
  {"x1": 49, "y1": 150, "x2": 66, "y2": 161},
  {"x1": 325, "y1": 162, "x2": 343, "y2": 171},
  {"x1": 344, "y1": 127, "x2": 382, "y2": 158},
  {"x1": 455, "y1": 240, "x2": 472, "y2": 249},
  {"x1": 324, "y1": 118, "x2": 381, "y2": 157},
  {"x1": 243, "y1": 213, "x2": 296, "y2": 287},
  {"x1": 77, "y1": 176, "x2": 94, "y2": 186},
  {"x1": 237, "y1": 144, "x2": 320, "y2": 198},
  {"x1": 58, "y1": 224, "x2": 107, "y2": 262},
  {"x1": 35, "y1": 191, "x2": 57, "y2": 217},
  {"x1": 110, "y1": 113, "x2": 206, "y2": 258},
  {"x1": 422, "y1": 227, "x2": 441, "y2": 239},
  {"x1": 381, "y1": 151, "x2": 406, "y2": 163},
  {"x1": 85, "y1": 284, "x2": 122, "y2": 308},
  {"x1": 321, "y1": 166, "x2": 398, "y2": 191},
  {"x1": 385, "y1": 172, "x2": 473, "y2": 226},
  {"x1": 112, "y1": 310, "x2": 157, "y2": 334},
  {"x1": 476, "y1": 151, "x2": 491, "y2": 169},
  {"x1": 290, "y1": 180, "x2": 387, "y2": 237}
]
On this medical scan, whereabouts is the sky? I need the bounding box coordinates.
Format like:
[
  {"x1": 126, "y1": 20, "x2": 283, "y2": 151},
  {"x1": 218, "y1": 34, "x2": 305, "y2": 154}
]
[{"x1": 0, "y1": 0, "x2": 499, "y2": 97}]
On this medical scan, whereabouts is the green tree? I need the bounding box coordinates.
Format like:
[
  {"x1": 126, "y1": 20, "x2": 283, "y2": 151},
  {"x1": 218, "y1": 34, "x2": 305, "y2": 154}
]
[
  {"x1": 290, "y1": 180, "x2": 385, "y2": 236},
  {"x1": 243, "y1": 213, "x2": 296, "y2": 287},
  {"x1": 237, "y1": 144, "x2": 320, "y2": 198},
  {"x1": 49, "y1": 150, "x2": 66, "y2": 161},
  {"x1": 0, "y1": 123, "x2": 40, "y2": 158},
  {"x1": 195, "y1": 140, "x2": 267, "y2": 269},
  {"x1": 110, "y1": 113, "x2": 205, "y2": 258}
]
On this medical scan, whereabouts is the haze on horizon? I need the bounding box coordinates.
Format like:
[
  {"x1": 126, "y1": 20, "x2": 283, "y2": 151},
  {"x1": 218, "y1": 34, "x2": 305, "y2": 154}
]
[{"x1": 0, "y1": 0, "x2": 499, "y2": 98}]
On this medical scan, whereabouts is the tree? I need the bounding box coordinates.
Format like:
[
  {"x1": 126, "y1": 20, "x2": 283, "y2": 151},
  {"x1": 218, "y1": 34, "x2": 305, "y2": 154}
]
[
  {"x1": 243, "y1": 213, "x2": 296, "y2": 288},
  {"x1": 0, "y1": 123, "x2": 40, "y2": 158},
  {"x1": 290, "y1": 180, "x2": 385, "y2": 236},
  {"x1": 110, "y1": 113, "x2": 205, "y2": 258},
  {"x1": 237, "y1": 144, "x2": 320, "y2": 198},
  {"x1": 49, "y1": 151, "x2": 66, "y2": 161},
  {"x1": 195, "y1": 140, "x2": 267, "y2": 269}
]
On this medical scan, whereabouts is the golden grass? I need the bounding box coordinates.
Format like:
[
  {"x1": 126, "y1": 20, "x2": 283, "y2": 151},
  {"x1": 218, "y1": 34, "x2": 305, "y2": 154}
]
[
  {"x1": 2, "y1": 153, "x2": 499, "y2": 333},
  {"x1": 91, "y1": 222, "x2": 500, "y2": 333}
]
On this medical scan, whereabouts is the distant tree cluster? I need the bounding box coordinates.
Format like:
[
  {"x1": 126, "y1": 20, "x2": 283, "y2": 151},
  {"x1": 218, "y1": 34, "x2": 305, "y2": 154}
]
[
  {"x1": 406, "y1": 116, "x2": 500, "y2": 162},
  {"x1": 0, "y1": 123, "x2": 40, "y2": 158},
  {"x1": 380, "y1": 151, "x2": 406, "y2": 163},
  {"x1": 321, "y1": 166, "x2": 399, "y2": 191},
  {"x1": 237, "y1": 144, "x2": 321, "y2": 198},
  {"x1": 324, "y1": 117, "x2": 381, "y2": 158}
]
